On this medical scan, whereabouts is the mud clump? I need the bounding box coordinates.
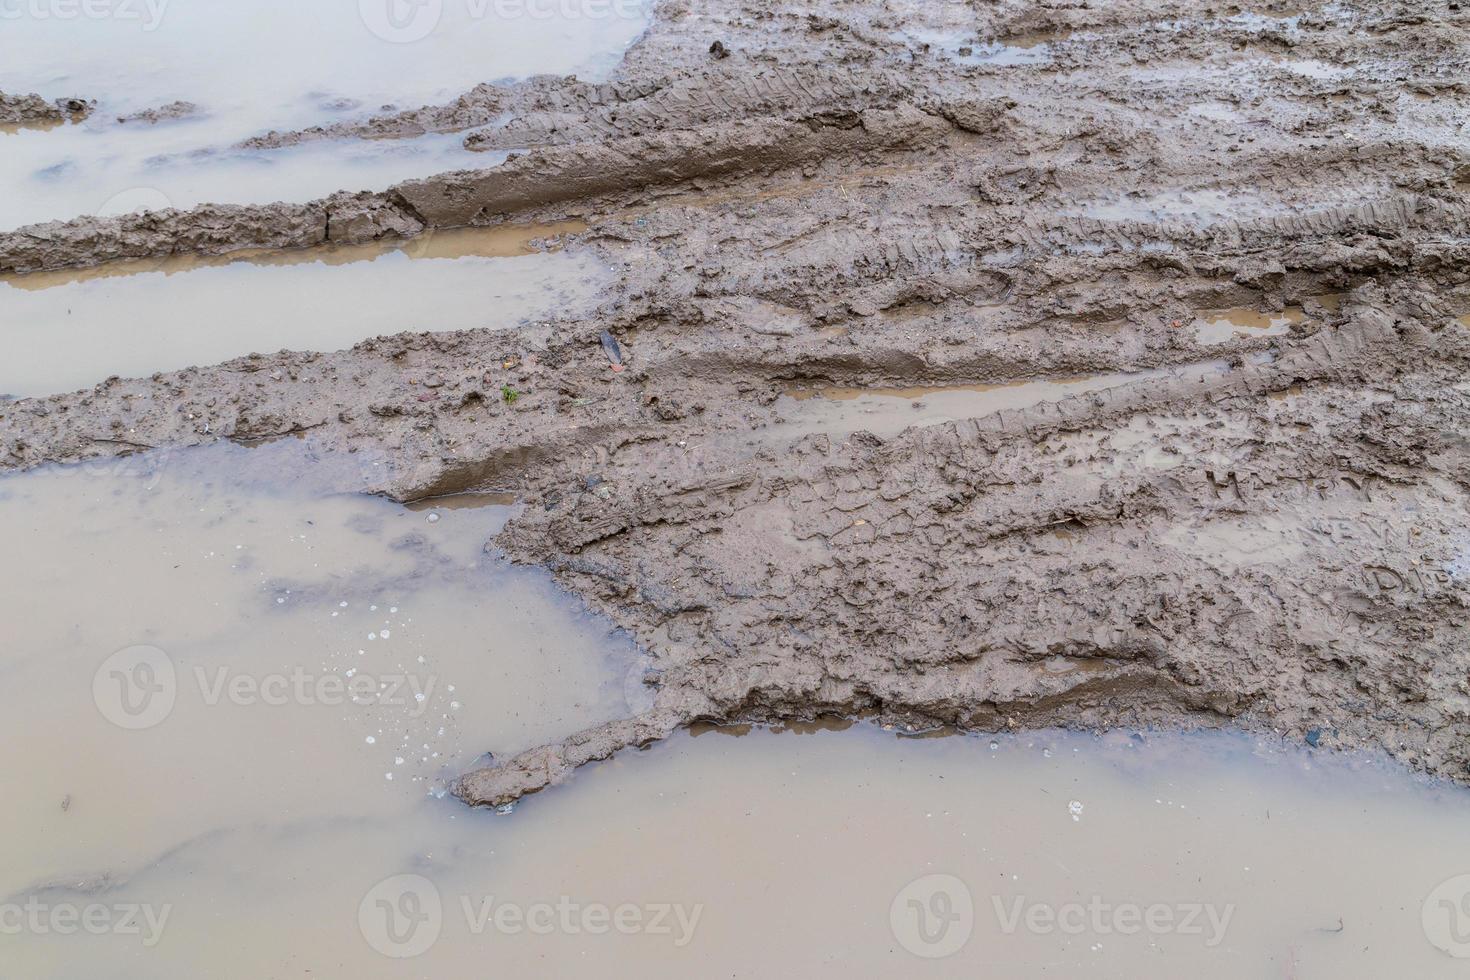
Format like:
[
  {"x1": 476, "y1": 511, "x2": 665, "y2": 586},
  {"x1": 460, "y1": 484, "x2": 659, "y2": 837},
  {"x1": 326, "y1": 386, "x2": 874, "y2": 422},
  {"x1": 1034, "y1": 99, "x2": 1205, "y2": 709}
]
[
  {"x1": 0, "y1": 91, "x2": 93, "y2": 125},
  {"x1": 116, "y1": 100, "x2": 200, "y2": 125},
  {"x1": 2, "y1": 0, "x2": 1470, "y2": 806}
]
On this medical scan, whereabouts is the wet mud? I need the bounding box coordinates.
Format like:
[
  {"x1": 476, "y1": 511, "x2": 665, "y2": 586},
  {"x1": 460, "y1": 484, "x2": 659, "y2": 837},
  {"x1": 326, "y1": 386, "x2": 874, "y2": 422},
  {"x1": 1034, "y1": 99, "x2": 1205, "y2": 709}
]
[
  {"x1": 0, "y1": 91, "x2": 90, "y2": 126},
  {"x1": 2, "y1": 0, "x2": 1469, "y2": 808}
]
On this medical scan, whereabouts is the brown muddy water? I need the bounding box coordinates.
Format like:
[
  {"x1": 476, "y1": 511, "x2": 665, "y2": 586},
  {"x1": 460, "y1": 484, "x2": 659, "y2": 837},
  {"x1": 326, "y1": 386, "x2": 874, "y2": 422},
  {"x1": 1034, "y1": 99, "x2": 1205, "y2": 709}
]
[
  {"x1": 4, "y1": 443, "x2": 1470, "y2": 977},
  {"x1": 0, "y1": 226, "x2": 605, "y2": 397},
  {"x1": 1194, "y1": 306, "x2": 1305, "y2": 344},
  {"x1": 770, "y1": 362, "x2": 1226, "y2": 442}
]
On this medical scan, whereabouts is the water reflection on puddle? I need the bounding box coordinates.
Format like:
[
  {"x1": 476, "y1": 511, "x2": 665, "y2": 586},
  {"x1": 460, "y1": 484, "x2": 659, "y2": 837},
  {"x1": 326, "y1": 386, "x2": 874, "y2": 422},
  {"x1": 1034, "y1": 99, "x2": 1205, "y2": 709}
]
[{"x1": 0, "y1": 223, "x2": 604, "y2": 397}]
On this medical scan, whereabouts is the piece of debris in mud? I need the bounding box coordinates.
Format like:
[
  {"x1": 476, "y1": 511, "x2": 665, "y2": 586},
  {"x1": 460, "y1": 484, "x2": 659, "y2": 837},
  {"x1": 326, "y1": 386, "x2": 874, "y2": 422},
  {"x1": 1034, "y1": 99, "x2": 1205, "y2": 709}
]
[{"x1": 600, "y1": 329, "x2": 625, "y2": 372}]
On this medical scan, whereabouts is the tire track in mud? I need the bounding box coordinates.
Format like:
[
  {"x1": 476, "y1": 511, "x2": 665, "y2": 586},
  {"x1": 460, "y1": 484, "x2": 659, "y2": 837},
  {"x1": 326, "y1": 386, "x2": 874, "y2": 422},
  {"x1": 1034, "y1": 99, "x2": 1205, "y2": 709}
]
[{"x1": 456, "y1": 306, "x2": 1470, "y2": 805}]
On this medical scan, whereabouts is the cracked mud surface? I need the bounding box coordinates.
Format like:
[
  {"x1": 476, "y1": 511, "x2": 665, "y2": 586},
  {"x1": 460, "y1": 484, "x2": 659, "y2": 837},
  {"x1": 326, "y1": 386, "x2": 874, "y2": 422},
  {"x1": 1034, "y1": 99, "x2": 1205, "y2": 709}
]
[{"x1": 3, "y1": 0, "x2": 1469, "y2": 806}]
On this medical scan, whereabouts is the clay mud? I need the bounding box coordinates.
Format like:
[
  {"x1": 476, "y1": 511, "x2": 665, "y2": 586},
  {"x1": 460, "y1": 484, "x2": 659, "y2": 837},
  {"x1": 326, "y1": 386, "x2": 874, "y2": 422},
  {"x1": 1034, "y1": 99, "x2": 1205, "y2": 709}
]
[{"x1": 3, "y1": 0, "x2": 1470, "y2": 972}]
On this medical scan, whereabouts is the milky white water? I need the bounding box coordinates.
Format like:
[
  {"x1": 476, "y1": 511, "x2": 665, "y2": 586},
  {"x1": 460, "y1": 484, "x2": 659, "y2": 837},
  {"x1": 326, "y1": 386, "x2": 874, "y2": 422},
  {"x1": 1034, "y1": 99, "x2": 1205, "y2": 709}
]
[{"x1": 0, "y1": 0, "x2": 654, "y2": 227}]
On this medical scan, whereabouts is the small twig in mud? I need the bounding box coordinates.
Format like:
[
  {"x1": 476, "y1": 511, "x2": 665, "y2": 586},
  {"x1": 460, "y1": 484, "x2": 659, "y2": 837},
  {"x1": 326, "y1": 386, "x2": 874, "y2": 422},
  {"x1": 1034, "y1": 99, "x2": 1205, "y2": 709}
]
[{"x1": 88, "y1": 436, "x2": 154, "y2": 450}]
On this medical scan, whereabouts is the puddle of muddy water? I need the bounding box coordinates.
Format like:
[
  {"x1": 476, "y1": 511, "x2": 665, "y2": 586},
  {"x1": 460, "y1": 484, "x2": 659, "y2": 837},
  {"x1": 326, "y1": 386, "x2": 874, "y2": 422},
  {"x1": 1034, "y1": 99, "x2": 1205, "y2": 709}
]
[
  {"x1": 6, "y1": 717, "x2": 1470, "y2": 977},
  {"x1": 0, "y1": 440, "x2": 650, "y2": 948},
  {"x1": 0, "y1": 127, "x2": 496, "y2": 231},
  {"x1": 0, "y1": 0, "x2": 653, "y2": 228},
  {"x1": 1068, "y1": 187, "x2": 1373, "y2": 228},
  {"x1": 0, "y1": 226, "x2": 605, "y2": 397},
  {"x1": 767, "y1": 363, "x2": 1225, "y2": 442},
  {"x1": 1195, "y1": 306, "x2": 1305, "y2": 344},
  {"x1": 899, "y1": 28, "x2": 1057, "y2": 66}
]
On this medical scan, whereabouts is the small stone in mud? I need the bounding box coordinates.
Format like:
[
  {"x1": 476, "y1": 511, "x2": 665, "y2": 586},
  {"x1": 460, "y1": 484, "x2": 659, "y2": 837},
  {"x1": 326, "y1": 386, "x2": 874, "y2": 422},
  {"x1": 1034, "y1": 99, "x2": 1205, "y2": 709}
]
[
  {"x1": 600, "y1": 330, "x2": 625, "y2": 372},
  {"x1": 710, "y1": 40, "x2": 730, "y2": 59},
  {"x1": 55, "y1": 97, "x2": 94, "y2": 117},
  {"x1": 1305, "y1": 728, "x2": 1322, "y2": 748}
]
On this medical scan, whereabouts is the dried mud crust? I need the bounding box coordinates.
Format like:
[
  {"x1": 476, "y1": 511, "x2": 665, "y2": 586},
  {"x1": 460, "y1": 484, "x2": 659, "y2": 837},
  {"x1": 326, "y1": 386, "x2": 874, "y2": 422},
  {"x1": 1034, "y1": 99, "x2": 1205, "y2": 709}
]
[{"x1": 2, "y1": 0, "x2": 1470, "y2": 804}]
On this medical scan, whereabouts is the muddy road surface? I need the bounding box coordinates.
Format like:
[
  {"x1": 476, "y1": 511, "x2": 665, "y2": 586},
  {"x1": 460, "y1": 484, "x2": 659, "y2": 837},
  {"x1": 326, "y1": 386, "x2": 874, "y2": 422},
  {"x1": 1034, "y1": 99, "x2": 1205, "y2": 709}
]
[{"x1": 2, "y1": 0, "x2": 1468, "y2": 808}]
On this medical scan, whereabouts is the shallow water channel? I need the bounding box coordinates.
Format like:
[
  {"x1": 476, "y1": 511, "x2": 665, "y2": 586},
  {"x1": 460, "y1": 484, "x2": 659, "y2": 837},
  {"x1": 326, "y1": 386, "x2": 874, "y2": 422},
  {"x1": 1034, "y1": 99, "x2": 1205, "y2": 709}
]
[{"x1": 0, "y1": 222, "x2": 603, "y2": 396}]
